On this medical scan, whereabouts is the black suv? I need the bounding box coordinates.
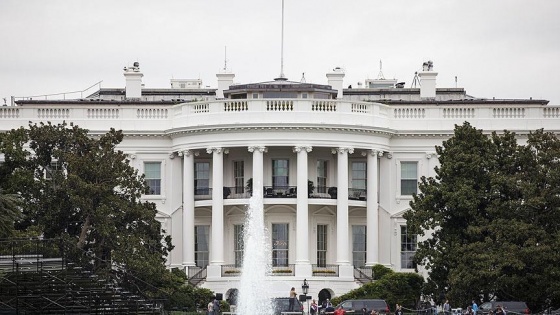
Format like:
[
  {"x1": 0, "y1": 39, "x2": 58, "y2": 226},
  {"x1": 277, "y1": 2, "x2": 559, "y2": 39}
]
[
  {"x1": 272, "y1": 297, "x2": 304, "y2": 315},
  {"x1": 336, "y1": 299, "x2": 390, "y2": 315},
  {"x1": 479, "y1": 301, "x2": 530, "y2": 315}
]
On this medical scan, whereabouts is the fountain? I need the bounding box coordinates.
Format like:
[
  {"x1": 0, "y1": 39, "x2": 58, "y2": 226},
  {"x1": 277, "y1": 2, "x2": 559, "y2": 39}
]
[{"x1": 236, "y1": 193, "x2": 274, "y2": 315}]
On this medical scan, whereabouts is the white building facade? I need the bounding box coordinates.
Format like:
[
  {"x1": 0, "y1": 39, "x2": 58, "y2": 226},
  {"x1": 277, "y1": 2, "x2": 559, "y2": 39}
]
[{"x1": 1, "y1": 63, "x2": 558, "y2": 303}]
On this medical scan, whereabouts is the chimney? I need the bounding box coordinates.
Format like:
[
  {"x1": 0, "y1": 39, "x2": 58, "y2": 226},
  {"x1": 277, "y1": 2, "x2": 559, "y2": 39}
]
[
  {"x1": 123, "y1": 62, "x2": 143, "y2": 99},
  {"x1": 216, "y1": 72, "x2": 235, "y2": 99},
  {"x1": 418, "y1": 60, "x2": 437, "y2": 99},
  {"x1": 326, "y1": 67, "x2": 345, "y2": 99}
]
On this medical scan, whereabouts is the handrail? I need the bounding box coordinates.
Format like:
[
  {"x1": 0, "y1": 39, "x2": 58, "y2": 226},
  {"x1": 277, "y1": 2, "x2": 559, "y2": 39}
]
[{"x1": 11, "y1": 80, "x2": 103, "y2": 105}]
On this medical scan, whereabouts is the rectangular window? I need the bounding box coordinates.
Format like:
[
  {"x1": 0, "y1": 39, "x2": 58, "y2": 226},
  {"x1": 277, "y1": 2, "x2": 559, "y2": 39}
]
[
  {"x1": 302, "y1": 93, "x2": 308, "y2": 99},
  {"x1": 45, "y1": 161, "x2": 61, "y2": 181},
  {"x1": 317, "y1": 224, "x2": 327, "y2": 267},
  {"x1": 144, "y1": 162, "x2": 161, "y2": 195},
  {"x1": 233, "y1": 161, "x2": 244, "y2": 194},
  {"x1": 352, "y1": 225, "x2": 367, "y2": 267},
  {"x1": 195, "y1": 225, "x2": 209, "y2": 267},
  {"x1": 234, "y1": 224, "x2": 244, "y2": 267},
  {"x1": 401, "y1": 162, "x2": 418, "y2": 195},
  {"x1": 272, "y1": 223, "x2": 289, "y2": 267},
  {"x1": 252, "y1": 93, "x2": 259, "y2": 99},
  {"x1": 401, "y1": 225, "x2": 417, "y2": 269},
  {"x1": 351, "y1": 161, "x2": 367, "y2": 190},
  {"x1": 316, "y1": 160, "x2": 327, "y2": 193},
  {"x1": 195, "y1": 162, "x2": 210, "y2": 195},
  {"x1": 272, "y1": 159, "x2": 289, "y2": 189}
]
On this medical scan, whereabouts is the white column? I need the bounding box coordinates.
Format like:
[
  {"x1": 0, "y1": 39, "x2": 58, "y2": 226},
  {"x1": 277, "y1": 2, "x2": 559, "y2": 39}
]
[
  {"x1": 365, "y1": 149, "x2": 383, "y2": 266},
  {"x1": 248, "y1": 146, "x2": 267, "y2": 199},
  {"x1": 179, "y1": 150, "x2": 197, "y2": 267},
  {"x1": 294, "y1": 146, "x2": 312, "y2": 265},
  {"x1": 208, "y1": 147, "x2": 227, "y2": 265},
  {"x1": 333, "y1": 147, "x2": 353, "y2": 265}
]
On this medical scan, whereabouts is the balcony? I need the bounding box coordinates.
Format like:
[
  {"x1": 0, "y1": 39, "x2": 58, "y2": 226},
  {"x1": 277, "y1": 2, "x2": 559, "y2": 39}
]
[
  {"x1": 221, "y1": 264, "x2": 295, "y2": 277},
  {"x1": 197, "y1": 186, "x2": 366, "y2": 201},
  {"x1": 312, "y1": 264, "x2": 339, "y2": 276},
  {"x1": 3, "y1": 99, "x2": 554, "y2": 135}
]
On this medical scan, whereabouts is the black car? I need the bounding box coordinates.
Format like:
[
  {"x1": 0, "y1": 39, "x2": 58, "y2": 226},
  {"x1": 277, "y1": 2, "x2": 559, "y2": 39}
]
[
  {"x1": 272, "y1": 297, "x2": 304, "y2": 315},
  {"x1": 335, "y1": 299, "x2": 390, "y2": 315},
  {"x1": 479, "y1": 301, "x2": 530, "y2": 315}
]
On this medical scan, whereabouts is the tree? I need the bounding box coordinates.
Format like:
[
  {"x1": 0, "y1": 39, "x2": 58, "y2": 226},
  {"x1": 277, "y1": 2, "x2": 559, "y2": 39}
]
[
  {"x1": 404, "y1": 122, "x2": 560, "y2": 311},
  {"x1": 0, "y1": 188, "x2": 21, "y2": 238},
  {"x1": 0, "y1": 122, "x2": 173, "y2": 298}
]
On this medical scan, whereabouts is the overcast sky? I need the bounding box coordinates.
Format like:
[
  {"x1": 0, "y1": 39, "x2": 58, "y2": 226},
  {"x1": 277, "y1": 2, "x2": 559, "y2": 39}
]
[{"x1": 1, "y1": 0, "x2": 559, "y2": 105}]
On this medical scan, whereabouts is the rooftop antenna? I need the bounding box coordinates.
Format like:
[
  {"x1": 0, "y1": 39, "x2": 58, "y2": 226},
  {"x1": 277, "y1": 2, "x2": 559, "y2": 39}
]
[
  {"x1": 411, "y1": 71, "x2": 421, "y2": 88},
  {"x1": 276, "y1": 0, "x2": 287, "y2": 80},
  {"x1": 377, "y1": 60, "x2": 385, "y2": 80},
  {"x1": 455, "y1": 76, "x2": 458, "y2": 88},
  {"x1": 300, "y1": 72, "x2": 306, "y2": 83},
  {"x1": 223, "y1": 46, "x2": 228, "y2": 72}
]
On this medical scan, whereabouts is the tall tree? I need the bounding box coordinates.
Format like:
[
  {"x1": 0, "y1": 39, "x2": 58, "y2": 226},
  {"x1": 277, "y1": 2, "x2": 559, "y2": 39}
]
[
  {"x1": 0, "y1": 189, "x2": 21, "y2": 238},
  {"x1": 0, "y1": 122, "x2": 173, "y2": 296},
  {"x1": 404, "y1": 123, "x2": 560, "y2": 311}
]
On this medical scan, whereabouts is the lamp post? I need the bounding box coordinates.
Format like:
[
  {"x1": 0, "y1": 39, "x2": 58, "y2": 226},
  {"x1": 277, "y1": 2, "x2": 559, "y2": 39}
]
[{"x1": 302, "y1": 279, "x2": 310, "y2": 315}]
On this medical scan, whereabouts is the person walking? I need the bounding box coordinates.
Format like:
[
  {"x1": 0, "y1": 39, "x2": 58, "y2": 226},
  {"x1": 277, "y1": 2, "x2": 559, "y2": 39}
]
[
  {"x1": 289, "y1": 287, "x2": 297, "y2": 311},
  {"x1": 311, "y1": 299, "x2": 319, "y2": 315},
  {"x1": 213, "y1": 297, "x2": 221, "y2": 315},
  {"x1": 472, "y1": 301, "x2": 478, "y2": 315},
  {"x1": 395, "y1": 304, "x2": 403, "y2": 315},
  {"x1": 207, "y1": 300, "x2": 214, "y2": 315},
  {"x1": 443, "y1": 300, "x2": 451, "y2": 315}
]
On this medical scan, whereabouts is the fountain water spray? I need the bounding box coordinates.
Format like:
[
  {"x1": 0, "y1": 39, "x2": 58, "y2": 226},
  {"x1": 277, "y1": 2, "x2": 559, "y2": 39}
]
[{"x1": 236, "y1": 192, "x2": 274, "y2": 315}]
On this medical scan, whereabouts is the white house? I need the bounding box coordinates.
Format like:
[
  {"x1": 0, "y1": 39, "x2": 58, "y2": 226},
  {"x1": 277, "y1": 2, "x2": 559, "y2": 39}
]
[{"x1": 1, "y1": 61, "x2": 557, "y2": 304}]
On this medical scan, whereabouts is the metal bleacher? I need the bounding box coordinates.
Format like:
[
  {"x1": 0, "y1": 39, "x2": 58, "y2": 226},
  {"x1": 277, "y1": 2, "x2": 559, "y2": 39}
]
[{"x1": 0, "y1": 238, "x2": 164, "y2": 314}]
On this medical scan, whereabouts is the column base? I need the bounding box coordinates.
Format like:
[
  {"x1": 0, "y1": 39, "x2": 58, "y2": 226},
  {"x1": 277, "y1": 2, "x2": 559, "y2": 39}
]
[{"x1": 206, "y1": 265, "x2": 222, "y2": 278}]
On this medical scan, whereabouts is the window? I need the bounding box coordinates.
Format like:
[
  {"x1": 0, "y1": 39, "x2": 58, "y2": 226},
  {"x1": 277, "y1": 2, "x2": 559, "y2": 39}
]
[
  {"x1": 272, "y1": 159, "x2": 289, "y2": 189},
  {"x1": 45, "y1": 161, "x2": 61, "y2": 181},
  {"x1": 401, "y1": 225, "x2": 417, "y2": 269},
  {"x1": 351, "y1": 162, "x2": 366, "y2": 190},
  {"x1": 195, "y1": 162, "x2": 210, "y2": 195},
  {"x1": 195, "y1": 225, "x2": 210, "y2": 267},
  {"x1": 233, "y1": 161, "x2": 244, "y2": 194},
  {"x1": 272, "y1": 223, "x2": 289, "y2": 266},
  {"x1": 401, "y1": 162, "x2": 418, "y2": 195},
  {"x1": 144, "y1": 162, "x2": 161, "y2": 195},
  {"x1": 352, "y1": 225, "x2": 367, "y2": 267},
  {"x1": 317, "y1": 224, "x2": 327, "y2": 267},
  {"x1": 316, "y1": 160, "x2": 327, "y2": 193},
  {"x1": 234, "y1": 224, "x2": 244, "y2": 267},
  {"x1": 302, "y1": 93, "x2": 308, "y2": 99},
  {"x1": 252, "y1": 93, "x2": 259, "y2": 99}
]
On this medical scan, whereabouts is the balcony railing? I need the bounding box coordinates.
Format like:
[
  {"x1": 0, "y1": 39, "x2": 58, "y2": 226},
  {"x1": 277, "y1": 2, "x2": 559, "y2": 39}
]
[
  {"x1": 348, "y1": 188, "x2": 367, "y2": 201},
  {"x1": 221, "y1": 264, "x2": 295, "y2": 276},
  {"x1": 194, "y1": 187, "x2": 212, "y2": 200},
  {"x1": 263, "y1": 186, "x2": 297, "y2": 198},
  {"x1": 312, "y1": 264, "x2": 339, "y2": 276},
  {"x1": 224, "y1": 186, "x2": 251, "y2": 199},
  {"x1": 194, "y1": 186, "x2": 368, "y2": 201}
]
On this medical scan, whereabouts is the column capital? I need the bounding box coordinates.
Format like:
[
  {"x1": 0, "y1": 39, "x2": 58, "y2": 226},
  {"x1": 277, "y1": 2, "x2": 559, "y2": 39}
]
[
  {"x1": 361, "y1": 149, "x2": 384, "y2": 157},
  {"x1": 248, "y1": 146, "x2": 268, "y2": 153},
  {"x1": 178, "y1": 150, "x2": 199, "y2": 157},
  {"x1": 426, "y1": 152, "x2": 437, "y2": 159},
  {"x1": 386, "y1": 152, "x2": 393, "y2": 159},
  {"x1": 293, "y1": 146, "x2": 312, "y2": 153},
  {"x1": 331, "y1": 147, "x2": 354, "y2": 155},
  {"x1": 128, "y1": 154, "x2": 137, "y2": 160},
  {"x1": 206, "y1": 147, "x2": 228, "y2": 155},
  {"x1": 169, "y1": 152, "x2": 176, "y2": 159}
]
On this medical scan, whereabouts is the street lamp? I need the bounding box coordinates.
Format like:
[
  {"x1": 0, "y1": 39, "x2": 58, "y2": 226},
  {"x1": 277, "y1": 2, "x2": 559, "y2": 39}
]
[{"x1": 302, "y1": 279, "x2": 310, "y2": 314}]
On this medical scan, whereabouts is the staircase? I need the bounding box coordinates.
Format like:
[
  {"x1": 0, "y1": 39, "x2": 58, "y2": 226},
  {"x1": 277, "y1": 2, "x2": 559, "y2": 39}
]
[{"x1": 354, "y1": 266, "x2": 374, "y2": 284}]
